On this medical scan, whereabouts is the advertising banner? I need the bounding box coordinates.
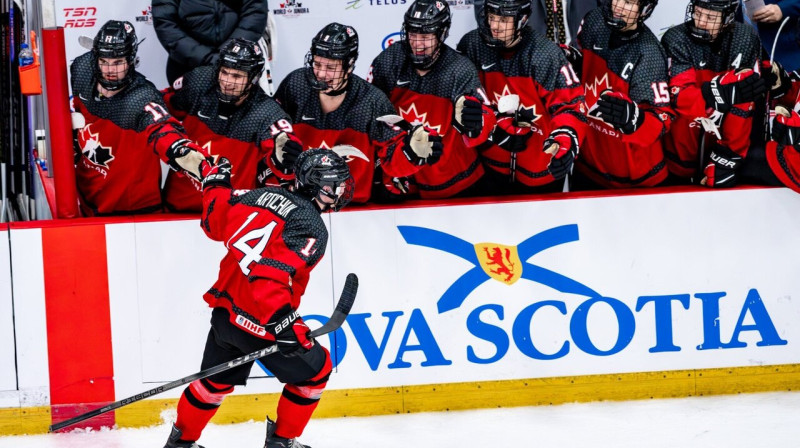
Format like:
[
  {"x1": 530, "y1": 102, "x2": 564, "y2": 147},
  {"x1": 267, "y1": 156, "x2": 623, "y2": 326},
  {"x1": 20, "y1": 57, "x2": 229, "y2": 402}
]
[
  {"x1": 94, "y1": 188, "x2": 800, "y2": 398},
  {"x1": 53, "y1": 0, "x2": 687, "y2": 91}
]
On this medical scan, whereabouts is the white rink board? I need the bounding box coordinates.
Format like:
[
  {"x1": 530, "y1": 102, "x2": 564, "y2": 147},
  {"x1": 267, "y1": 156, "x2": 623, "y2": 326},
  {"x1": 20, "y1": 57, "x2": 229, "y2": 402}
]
[
  {"x1": 0, "y1": 229, "x2": 16, "y2": 396},
  {"x1": 94, "y1": 188, "x2": 800, "y2": 397}
]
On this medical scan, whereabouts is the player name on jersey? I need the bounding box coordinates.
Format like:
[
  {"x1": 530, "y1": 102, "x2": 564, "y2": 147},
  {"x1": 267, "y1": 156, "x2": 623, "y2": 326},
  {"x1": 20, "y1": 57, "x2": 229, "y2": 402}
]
[{"x1": 255, "y1": 191, "x2": 299, "y2": 217}]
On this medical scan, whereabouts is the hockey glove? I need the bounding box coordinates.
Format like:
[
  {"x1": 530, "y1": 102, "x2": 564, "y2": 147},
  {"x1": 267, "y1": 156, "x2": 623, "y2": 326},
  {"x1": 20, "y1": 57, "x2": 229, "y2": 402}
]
[
  {"x1": 270, "y1": 310, "x2": 314, "y2": 356},
  {"x1": 559, "y1": 44, "x2": 583, "y2": 80},
  {"x1": 701, "y1": 142, "x2": 742, "y2": 188},
  {"x1": 165, "y1": 139, "x2": 212, "y2": 181},
  {"x1": 454, "y1": 95, "x2": 485, "y2": 138},
  {"x1": 271, "y1": 132, "x2": 304, "y2": 173},
  {"x1": 543, "y1": 127, "x2": 580, "y2": 180},
  {"x1": 202, "y1": 157, "x2": 232, "y2": 191},
  {"x1": 761, "y1": 60, "x2": 793, "y2": 100},
  {"x1": 701, "y1": 69, "x2": 766, "y2": 114},
  {"x1": 491, "y1": 116, "x2": 533, "y2": 153},
  {"x1": 402, "y1": 125, "x2": 444, "y2": 165},
  {"x1": 772, "y1": 106, "x2": 800, "y2": 146},
  {"x1": 594, "y1": 91, "x2": 645, "y2": 134}
]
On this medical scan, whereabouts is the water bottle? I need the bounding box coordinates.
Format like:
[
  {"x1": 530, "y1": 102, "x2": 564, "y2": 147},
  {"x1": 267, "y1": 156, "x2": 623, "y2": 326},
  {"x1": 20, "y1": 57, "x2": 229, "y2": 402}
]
[{"x1": 18, "y1": 42, "x2": 34, "y2": 67}]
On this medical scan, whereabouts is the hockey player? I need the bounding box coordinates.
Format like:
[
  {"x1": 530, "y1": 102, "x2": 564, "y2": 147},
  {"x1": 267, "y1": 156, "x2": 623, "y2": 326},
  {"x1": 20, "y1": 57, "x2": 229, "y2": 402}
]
[
  {"x1": 162, "y1": 38, "x2": 302, "y2": 212},
  {"x1": 662, "y1": 0, "x2": 766, "y2": 187},
  {"x1": 163, "y1": 149, "x2": 354, "y2": 448},
  {"x1": 764, "y1": 106, "x2": 800, "y2": 192},
  {"x1": 458, "y1": 0, "x2": 588, "y2": 194},
  {"x1": 71, "y1": 20, "x2": 210, "y2": 216},
  {"x1": 369, "y1": 0, "x2": 496, "y2": 199},
  {"x1": 274, "y1": 22, "x2": 441, "y2": 203},
  {"x1": 572, "y1": 0, "x2": 675, "y2": 189}
]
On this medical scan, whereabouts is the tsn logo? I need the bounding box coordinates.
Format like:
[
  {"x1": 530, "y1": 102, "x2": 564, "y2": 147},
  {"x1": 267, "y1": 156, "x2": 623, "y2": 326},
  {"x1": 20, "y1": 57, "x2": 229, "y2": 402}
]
[{"x1": 63, "y1": 7, "x2": 97, "y2": 28}]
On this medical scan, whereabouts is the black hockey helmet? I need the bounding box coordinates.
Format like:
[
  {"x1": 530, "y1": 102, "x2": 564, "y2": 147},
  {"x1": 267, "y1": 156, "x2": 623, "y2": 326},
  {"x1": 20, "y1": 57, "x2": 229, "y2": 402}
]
[
  {"x1": 92, "y1": 20, "x2": 138, "y2": 91},
  {"x1": 602, "y1": 0, "x2": 659, "y2": 31},
  {"x1": 215, "y1": 38, "x2": 265, "y2": 104},
  {"x1": 479, "y1": 0, "x2": 532, "y2": 48},
  {"x1": 305, "y1": 23, "x2": 359, "y2": 93},
  {"x1": 686, "y1": 0, "x2": 739, "y2": 42},
  {"x1": 402, "y1": 0, "x2": 452, "y2": 69},
  {"x1": 294, "y1": 148, "x2": 354, "y2": 212}
]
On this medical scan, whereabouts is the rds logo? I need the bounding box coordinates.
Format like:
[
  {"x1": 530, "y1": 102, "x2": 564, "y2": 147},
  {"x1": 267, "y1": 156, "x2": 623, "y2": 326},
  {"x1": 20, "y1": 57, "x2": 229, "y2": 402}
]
[{"x1": 292, "y1": 224, "x2": 789, "y2": 374}]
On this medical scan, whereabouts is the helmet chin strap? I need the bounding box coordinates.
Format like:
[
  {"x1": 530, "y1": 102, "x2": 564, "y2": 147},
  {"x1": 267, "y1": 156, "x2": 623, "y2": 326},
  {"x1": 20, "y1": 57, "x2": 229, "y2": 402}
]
[{"x1": 323, "y1": 79, "x2": 349, "y2": 97}]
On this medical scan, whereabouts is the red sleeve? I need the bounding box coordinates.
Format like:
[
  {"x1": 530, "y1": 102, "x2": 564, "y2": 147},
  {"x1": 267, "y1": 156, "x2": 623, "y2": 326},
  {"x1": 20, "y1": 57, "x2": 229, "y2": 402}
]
[
  {"x1": 670, "y1": 68, "x2": 707, "y2": 123},
  {"x1": 200, "y1": 186, "x2": 233, "y2": 241},
  {"x1": 377, "y1": 131, "x2": 425, "y2": 178},
  {"x1": 540, "y1": 78, "x2": 587, "y2": 143}
]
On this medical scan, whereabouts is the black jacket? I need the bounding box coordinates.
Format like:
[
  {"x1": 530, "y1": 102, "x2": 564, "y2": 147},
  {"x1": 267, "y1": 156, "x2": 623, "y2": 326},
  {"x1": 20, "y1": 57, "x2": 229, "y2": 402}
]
[{"x1": 152, "y1": 0, "x2": 268, "y2": 84}]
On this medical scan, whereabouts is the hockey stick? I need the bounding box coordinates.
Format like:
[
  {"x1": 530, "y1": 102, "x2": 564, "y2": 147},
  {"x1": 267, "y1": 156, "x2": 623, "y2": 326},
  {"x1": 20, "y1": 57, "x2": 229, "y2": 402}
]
[
  {"x1": 764, "y1": 17, "x2": 792, "y2": 141},
  {"x1": 49, "y1": 273, "x2": 359, "y2": 433}
]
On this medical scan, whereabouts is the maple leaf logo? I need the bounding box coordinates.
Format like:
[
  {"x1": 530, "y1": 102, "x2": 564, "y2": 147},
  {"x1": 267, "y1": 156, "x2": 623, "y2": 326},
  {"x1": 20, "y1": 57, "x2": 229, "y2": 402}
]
[
  {"x1": 78, "y1": 124, "x2": 115, "y2": 168},
  {"x1": 493, "y1": 85, "x2": 542, "y2": 124},
  {"x1": 398, "y1": 103, "x2": 442, "y2": 134},
  {"x1": 584, "y1": 74, "x2": 611, "y2": 106}
]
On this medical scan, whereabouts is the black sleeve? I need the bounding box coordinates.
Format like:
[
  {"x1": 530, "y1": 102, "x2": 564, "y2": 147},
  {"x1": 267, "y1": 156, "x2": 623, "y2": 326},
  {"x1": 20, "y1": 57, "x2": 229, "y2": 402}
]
[
  {"x1": 167, "y1": 67, "x2": 201, "y2": 114},
  {"x1": 228, "y1": 0, "x2": 269, "y2": 42},
  {"x1": 273, "y1": 75, "x2": 294, "y2": 115},
  {"x1": 152, "y1": 0, "x2": 216, "y2": 67},
  {"x1": 369, "y1": 52, "x2": 394, "y2": 97}
]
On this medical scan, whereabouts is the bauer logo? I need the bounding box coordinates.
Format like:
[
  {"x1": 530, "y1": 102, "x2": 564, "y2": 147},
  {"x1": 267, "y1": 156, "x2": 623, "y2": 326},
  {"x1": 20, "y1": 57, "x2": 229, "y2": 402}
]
[{"x1": 382, "y1": 32, "x2": 403, "y2": 50}]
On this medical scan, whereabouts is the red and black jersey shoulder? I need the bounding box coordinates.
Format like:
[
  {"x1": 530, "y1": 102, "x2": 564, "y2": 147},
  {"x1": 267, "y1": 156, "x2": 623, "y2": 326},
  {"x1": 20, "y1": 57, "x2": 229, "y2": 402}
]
[
  {"x1": 170, "y1": 65, "x2": 290, "y2": 144},
  {"x1": 579, "y1": 8, "x2": 669, "y2": 107},
  {"x1": 662, "y1": 22, "x2": 761, "y2": 77},
  {"x1": 370, "y1": 43, "x2": 483, "y2": 102},
  {"x1": 71, "y1": 52, "x2": 171, "y2": 132},
  {"x1": 276, "y1": 69, "x2": 399, "y2": 144},
  {"x1": 458, "y1": 27, "x2": 571, "y2": 92},
  {"x1": 226, "y1": 187, "x2": 328, "y2": 267}
]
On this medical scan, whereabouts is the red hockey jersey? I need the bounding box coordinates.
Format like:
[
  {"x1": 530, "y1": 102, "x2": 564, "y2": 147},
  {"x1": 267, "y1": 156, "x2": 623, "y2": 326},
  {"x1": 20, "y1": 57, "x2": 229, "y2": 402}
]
[
  {"x1": 662, "y1": 22, "x2": 762, "y2": 179},
  {"x1": 369, "y1": 43, "x2": 487, "y2": 199},
  {"x1": 576, "y1": 8, "x2": 674, "y2": 188},
  {"x1": 71, "y1": 52, "x2": 189, "y2": 215},
  {"x1": 274, "y1": 70, "x2": 405, "y2": 203},
  {"x1": 458, "y1": 27, "x2": 587, "y2": 187},
  {"x1": 163, "y1": 65, "x2": 292, "y2": 212},
  {"x1": 201, "y1": 184, "x2": 328, "y2": 339}
]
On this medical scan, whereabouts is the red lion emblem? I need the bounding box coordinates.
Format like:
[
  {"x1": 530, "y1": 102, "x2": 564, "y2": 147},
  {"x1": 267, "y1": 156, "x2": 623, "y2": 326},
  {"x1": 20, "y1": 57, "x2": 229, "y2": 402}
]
[{"x1": 483, "y1": 247, "x2": 515, "y2": 283}]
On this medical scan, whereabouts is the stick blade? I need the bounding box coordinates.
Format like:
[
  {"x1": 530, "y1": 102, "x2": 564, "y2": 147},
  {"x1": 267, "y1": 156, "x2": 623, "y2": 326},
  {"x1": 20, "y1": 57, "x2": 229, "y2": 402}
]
[
  {"x1": 308, "y1": 273, "x2": 358, "y2": 338},
  {"x1": 337, "y1": 273, "x2": 358, "y2": 314}
]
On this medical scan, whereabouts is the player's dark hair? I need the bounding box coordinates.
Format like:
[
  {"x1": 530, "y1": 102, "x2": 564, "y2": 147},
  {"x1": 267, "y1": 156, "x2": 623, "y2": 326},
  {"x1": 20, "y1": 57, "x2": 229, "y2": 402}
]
[{"x1": 215, "y1": 38, "x2": 265, "y2": 104}]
